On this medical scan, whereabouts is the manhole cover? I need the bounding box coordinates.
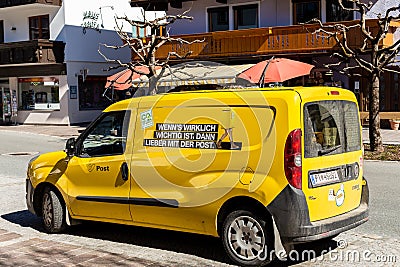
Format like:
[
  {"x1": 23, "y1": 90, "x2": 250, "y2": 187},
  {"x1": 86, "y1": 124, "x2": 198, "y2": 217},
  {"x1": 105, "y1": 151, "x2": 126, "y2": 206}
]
[{"x1": 2, "y1": 152, "x2": 39, "y2": 156}]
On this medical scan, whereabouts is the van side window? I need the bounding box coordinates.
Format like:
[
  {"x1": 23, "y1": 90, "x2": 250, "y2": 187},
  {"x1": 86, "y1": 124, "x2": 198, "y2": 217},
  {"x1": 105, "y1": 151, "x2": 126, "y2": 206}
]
[
  {"x1": 78, "y1": 111, "x2": 130, "y2": 157},
  {"x1": 304, "y1": 101, "x2": 360, "y2": 158}
]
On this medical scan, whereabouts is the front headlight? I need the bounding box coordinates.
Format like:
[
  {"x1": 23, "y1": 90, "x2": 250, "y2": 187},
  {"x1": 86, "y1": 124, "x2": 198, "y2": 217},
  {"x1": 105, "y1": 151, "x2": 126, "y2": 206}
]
[
  {"x1": 27, "y1": 154, "x2": 40, "y2": 179},
  {"x1": 28, "y1": 154, "x2": 40, "y2": 165}
]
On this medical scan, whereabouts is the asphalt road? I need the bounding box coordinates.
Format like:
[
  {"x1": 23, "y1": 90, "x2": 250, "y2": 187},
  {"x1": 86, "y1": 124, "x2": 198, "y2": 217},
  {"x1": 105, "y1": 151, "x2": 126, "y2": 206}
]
[
  {"x1": 0, "y1": 130, "x2": 398, "y2": 266},
  {"x1": 357, "y1": 161, "x2": 400, "y2": 239}
]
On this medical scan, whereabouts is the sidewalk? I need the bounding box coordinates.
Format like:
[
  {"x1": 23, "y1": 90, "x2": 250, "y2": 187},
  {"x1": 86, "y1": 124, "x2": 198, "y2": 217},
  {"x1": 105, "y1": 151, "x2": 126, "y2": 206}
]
[
  {"x1": 1, "y1": 125, "x2": 400, "y2": 144},
  {"x1": 0, "y1": 124, "x2": 85, "y2": 139},
  {"x1": 362, "y1": 128, "x2": 400, "y2": 145}
]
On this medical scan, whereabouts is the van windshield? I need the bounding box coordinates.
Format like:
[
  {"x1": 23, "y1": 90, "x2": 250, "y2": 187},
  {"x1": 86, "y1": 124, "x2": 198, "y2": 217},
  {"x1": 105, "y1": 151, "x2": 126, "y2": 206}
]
[{"x1": 304, "y1": 101, "x2": 361, "y2": 158}]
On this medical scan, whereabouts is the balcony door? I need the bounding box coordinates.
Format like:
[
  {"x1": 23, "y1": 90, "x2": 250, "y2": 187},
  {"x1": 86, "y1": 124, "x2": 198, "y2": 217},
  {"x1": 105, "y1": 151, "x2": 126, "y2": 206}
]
[
  {"x1": 208, "y1": 4, "x2": 259, "y2": 32},
  {"x1": 29, "y1": 15, "x2": 50, "y2": 40},
  {"x1": 233, "y1": 4, "x2": 258, "y2": 30},
  {"x1": 293, "y1": 0, "x2": 321, "y2": 24},
  {"x1": 208, "y1": 7, "x2": 229, "y2": 32},
  {"x1": 326, "y1": 0, "x2": 354, "y2": 22},
  {"x1": 0, "y1": 21, "x2": 4, "y2": 43}
]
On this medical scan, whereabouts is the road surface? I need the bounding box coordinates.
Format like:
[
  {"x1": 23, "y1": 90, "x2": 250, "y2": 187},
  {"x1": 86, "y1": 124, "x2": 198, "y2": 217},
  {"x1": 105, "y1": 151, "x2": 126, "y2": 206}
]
[{"x1": 0, "y1": 130, "x2": 398, "y2": 266}]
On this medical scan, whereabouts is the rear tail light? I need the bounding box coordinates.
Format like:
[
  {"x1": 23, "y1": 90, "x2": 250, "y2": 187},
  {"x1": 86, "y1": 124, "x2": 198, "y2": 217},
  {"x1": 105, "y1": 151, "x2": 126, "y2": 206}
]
[{"x1": 284, "y1": 129, "x2": 302, "y2": 189}]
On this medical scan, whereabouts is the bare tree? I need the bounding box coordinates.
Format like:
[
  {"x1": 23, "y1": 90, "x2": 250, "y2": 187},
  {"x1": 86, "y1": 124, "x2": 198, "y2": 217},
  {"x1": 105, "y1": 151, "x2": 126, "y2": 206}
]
[
  {"x1": 310, "y1": 0, "x2": 400, "y2": 152},
  {"x1": 99, "y1": 9, "x2": 203, "y2": 96}
]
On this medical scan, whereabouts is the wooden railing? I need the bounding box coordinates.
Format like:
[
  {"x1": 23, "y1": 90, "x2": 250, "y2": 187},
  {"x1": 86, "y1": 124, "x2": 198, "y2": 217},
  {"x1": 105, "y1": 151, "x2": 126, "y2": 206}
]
[
  {"x1": 0, "y1": 0, "x2": 61, "y2": 8},
  {"x1": 0, "y1": 39, "x2": 65, "y2": 65},
  {"x1": 147, "y1": 19, "x2": 396, "y2": 62}
]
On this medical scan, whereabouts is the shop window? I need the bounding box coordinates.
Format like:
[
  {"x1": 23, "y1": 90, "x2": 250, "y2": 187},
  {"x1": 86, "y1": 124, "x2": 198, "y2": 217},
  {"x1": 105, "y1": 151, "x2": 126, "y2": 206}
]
[
  {"x1": 18, "y1": 78, "x2": 60, "y2": 110},
  {"x1": 208, "y1": 7, "x2": 229, "y2": 32},
  {"x1": 78, "y1": 75, "x2": 110, "y2": 110},
  {"x1": 326, "y1": 0, "x2": 354, "y2": 22},
  {"x1": 233, "y1": 4, "x2": 258, "y2": 30},
  {"x1": 29, "y1": 15, "x2": 50, "y2": 40},
  {"x1": 293, "y1": 0, "x2": 321, "y2": 24}
]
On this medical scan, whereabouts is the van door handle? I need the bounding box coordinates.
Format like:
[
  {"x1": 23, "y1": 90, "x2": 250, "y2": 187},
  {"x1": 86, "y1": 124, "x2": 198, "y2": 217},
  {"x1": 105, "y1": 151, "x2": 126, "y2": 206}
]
[{"x1": 121, "y1": 162, "x2": 129, "y2": 181}]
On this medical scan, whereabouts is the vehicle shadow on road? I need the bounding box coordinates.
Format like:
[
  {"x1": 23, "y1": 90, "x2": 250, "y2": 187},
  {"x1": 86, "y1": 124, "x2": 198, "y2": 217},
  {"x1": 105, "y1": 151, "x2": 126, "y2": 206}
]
[
  {"x1": 2, "y1": 210, "x2": 338, "y2": 266},
  {"x1": 1, "y1": 210, "x2": 44, "y2": 231}
]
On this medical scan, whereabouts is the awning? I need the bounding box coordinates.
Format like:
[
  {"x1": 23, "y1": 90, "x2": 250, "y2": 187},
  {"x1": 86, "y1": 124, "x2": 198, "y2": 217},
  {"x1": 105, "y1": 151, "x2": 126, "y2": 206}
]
[{"x1": 132, "y1": 63, "x2": 255, "y2": 88}]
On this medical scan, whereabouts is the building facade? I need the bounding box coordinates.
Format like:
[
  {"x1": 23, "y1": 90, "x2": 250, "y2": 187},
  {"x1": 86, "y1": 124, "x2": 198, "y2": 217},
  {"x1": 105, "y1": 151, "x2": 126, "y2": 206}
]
[
  {"x1": 0, "y1": 0, "x2": 139, "y2": 125},
  {"x1": 131, "y1": 0, "x2": 400, "y2": 113}
]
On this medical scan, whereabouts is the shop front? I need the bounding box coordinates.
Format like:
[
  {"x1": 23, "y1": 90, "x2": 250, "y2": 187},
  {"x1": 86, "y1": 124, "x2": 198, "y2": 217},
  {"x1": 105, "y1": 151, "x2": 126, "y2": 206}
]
[
  {"x1": 15, "y1": 75, "x2": 69, "y2": 125},
  {"x1": 18, "y1": 77, "x2": 60, "y2": 111}
]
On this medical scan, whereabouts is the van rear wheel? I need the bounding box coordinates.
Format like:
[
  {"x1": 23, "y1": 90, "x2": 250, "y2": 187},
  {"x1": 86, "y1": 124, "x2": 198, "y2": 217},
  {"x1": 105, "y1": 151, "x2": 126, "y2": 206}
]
[
  {"x1": 222, "y1": 210, "x2": 272, "y2": 266},
  {"x1": 42, "y1": 187, "x2": 66, "y2": 233}
]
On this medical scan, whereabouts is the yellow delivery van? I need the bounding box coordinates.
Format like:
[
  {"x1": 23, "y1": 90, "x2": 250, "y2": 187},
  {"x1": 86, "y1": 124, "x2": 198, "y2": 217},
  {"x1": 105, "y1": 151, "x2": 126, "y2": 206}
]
[{"x1": 26, "y1": 86, "x2": 368, "y2": 266}]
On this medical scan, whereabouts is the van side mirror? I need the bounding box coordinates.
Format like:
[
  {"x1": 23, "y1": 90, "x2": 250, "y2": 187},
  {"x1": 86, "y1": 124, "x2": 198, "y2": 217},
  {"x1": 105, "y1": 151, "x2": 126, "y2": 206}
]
[{"x1": 65, "y1": 137, "x2": 76, "y2": 157}]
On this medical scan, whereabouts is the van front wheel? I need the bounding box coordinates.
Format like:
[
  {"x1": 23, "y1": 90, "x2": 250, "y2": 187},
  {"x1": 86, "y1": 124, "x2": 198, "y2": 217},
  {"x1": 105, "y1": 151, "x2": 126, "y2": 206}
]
[
  {"x1": 42, "y1": 187, "x2": 66, "y2": 233},
  {"x1": 222, "y1": 210, "x2": 272, "y2": 266}
]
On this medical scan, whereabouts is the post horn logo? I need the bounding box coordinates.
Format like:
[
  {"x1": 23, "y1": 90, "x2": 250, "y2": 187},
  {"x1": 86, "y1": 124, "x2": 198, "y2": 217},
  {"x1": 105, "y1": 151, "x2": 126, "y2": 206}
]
[{"x1": 87, "y1": 163, "x2": 96, "y2": 172}]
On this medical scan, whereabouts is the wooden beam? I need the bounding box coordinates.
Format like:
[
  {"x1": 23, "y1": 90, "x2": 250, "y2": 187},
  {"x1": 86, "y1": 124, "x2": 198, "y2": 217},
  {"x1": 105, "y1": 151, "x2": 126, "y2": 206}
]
[
  {"x1": 360, "y1": 112, "x2": 400, "y2": 120},
  {"x1": 0, "y1": 63, "x2": 66, "y2": 78}
]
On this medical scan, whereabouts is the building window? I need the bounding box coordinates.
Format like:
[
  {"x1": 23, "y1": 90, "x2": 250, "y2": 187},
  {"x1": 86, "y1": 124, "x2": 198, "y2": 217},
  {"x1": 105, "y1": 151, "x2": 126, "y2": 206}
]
[
  {"x1": 18, "y1": 78, "x2": 60, "y2": 110},
  {"x1": 208, "y1": 7, "x2": 229, "y2": 32},
  {"x1": 29, "y1": 15, "x2": 50, "y2": 40},
  {"x1": 78, "y1": 75, "x2": 110, "y2": 110},
  {"x1": 326, "y1": 0, "x2": 354, "y2": 22},
  {"x1": 208, "y1": 4, "x2": 259, "y2": 32},
  {"x1": 233, "y1": 4, "x2": 258, "y2": 30},
  {"x1": 293, "y1": 0, "x2": 321, "y2": 24}
]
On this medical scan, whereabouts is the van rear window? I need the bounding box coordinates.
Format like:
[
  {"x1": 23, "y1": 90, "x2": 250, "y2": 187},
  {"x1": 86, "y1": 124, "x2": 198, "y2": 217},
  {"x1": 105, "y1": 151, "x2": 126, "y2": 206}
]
[{"x1": 304, "y1": 101, "x2": 361, "y2": 158}]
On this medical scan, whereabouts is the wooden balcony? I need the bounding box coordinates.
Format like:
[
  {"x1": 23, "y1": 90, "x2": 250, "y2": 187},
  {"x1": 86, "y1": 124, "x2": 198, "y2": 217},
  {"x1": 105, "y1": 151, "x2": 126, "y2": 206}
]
[
  {"x1": 149, "y1": 19, "x2": 396, "y2": 62},
  {"x1": 0, "y1": 0, "x2": 61, "y2": 8},
  {"x1": 0, "y1": 39, "x2": 65, "y2": 65}
]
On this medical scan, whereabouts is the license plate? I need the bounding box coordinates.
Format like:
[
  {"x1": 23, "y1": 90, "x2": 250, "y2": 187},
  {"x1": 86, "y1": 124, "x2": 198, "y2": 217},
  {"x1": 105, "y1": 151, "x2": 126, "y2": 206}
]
[{"x1": 310, "y1": 170, "x2": 340, "y2": 187}]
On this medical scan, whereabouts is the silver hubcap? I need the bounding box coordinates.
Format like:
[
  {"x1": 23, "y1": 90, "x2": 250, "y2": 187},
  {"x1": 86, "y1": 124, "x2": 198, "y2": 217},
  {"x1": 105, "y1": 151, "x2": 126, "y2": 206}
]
[
  {"x1": 227, "y1": 216, "x2": 266, "y2": 261},
  {"x1": 43, "y1": 193, "x2": 53, "y2": 227}
]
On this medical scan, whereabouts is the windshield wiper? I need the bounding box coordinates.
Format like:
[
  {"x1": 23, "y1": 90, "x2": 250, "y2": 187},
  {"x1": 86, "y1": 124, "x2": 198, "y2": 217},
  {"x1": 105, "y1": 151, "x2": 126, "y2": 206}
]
[{"x1": 318, "y1": 145, "x2": 342, "y2": 156}]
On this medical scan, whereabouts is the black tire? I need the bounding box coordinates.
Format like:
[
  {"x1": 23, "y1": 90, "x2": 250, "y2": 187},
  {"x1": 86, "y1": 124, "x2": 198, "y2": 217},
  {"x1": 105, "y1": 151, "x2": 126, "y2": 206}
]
[
  {"x1": 42, "y1": 187, "x2": 67, "y2": 233},
  {"x1": 222, "y1": 210, "x2": 273, "y2": 266}
]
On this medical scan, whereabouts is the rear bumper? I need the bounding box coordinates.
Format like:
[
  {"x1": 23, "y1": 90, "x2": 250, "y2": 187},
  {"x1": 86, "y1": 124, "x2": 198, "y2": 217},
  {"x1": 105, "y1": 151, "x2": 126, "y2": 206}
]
[{"x1": 267, "y1": 178, "x2": 369, "y2": 243}]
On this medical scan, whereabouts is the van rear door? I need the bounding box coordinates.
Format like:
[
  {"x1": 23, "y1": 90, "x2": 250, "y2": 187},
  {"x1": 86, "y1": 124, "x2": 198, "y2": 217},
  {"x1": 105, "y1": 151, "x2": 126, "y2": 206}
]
[{"x1": 302, "y1": 100, "x2": 363, "y2": 222}]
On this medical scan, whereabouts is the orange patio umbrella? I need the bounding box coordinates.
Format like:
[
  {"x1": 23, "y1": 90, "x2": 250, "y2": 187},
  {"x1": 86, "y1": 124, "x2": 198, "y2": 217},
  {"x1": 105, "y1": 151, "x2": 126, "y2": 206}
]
[
  {"x1": 105, "y1": 66, "x2": 155, "y2": 90},
  {"x1": 238, "y1": 58, "x2": 314, "y2": 87}
]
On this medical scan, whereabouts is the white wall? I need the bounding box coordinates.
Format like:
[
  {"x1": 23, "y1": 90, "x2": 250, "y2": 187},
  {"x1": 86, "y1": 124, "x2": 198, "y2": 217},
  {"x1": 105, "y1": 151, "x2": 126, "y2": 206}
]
[
  {"x1": 167, "y1": 0, "x2": 292, "y2": 35},
  {"x1": 49, "y1": 0, "x2": 138, "y2": 63},
  {"x1": 66, "y1": 61, "x2": 118, "y2": 124},
  {"x1": 54, "y1": 0, "x2": 141, "y2": 124},
  {"x1": 62, "y1": 0, "x2": 137, "y2": 32},
  {"x1": 0, "y1": 1, "x2": 163, "y2": 124},
  {"x1": 0, "y1": 5, "x2": 60, "y2": 42}
]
